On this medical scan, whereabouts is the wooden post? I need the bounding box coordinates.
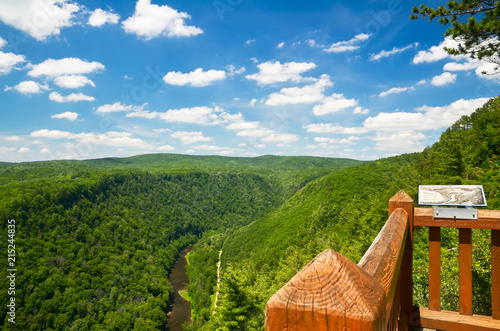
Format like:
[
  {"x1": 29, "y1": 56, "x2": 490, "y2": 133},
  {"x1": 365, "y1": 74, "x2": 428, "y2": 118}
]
[
  {"x1": 492, "y1": 230, "x2": 500, "y2": 320},
  {"x1": 459, "y1": 228, "x2": 473, "y2": 315},
  {"x1": 389, "y1": 190, "x2": 414, "y2": 330},
  {"x1": 265, "y1": 250, "x2": 386, "y2": 330},
  {"x1": 429, "y1": 227, "x2": 441, "y2": 311}
]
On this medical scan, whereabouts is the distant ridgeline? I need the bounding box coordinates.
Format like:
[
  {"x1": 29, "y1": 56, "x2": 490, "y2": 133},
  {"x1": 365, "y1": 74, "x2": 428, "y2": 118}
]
[
  {"x1": 0, "y1": 154, "x2": 361, "y2": 330},
  {"x1": 183, "y1": 96, "x2": 500, "y2": 331}
]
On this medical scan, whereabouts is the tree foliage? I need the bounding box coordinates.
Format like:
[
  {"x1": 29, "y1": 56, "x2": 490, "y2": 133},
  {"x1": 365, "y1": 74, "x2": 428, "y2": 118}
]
[{"x1": 411, "y1": 1, "x2": 500, "y2": 66}]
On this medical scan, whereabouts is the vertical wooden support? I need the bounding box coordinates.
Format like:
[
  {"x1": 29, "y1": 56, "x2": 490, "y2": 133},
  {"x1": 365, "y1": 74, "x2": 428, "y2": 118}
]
[
  {"x1": 389, "y1": 190, "x2": 414, "y2": 330},
  {"x1": 492, "y1": 230, "x2": 500, "y2": 320},
  {"x1": 429, "y1": 227, "x2": 441, "y2": 311},
  {"x1": 459, "y1": 228, "x2": 473, "y2": 316}
]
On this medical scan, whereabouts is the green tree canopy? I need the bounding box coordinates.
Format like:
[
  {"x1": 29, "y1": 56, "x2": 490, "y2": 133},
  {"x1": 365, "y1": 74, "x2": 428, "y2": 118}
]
[{"x1": 411, "y1": 1, "x2": 500, "y2": 68}]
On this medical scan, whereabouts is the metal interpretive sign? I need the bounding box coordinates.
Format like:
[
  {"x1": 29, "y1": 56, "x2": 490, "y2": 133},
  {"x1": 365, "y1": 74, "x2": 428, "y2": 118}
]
[
  {"x1": 418, "y1": 185, "x2": 487, "y2": 207},
  {"x1": 418, "y1": 185, "x2": 487, "y2": 220}
]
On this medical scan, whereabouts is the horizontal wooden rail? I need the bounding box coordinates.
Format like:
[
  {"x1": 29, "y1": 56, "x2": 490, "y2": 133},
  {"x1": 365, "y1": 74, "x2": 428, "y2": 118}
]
[
  {"x1": 265, "y1": 207, "x2": 409, "y2": 330},
  {"x1": 416, "y1": 307, "x2": 500, "y2": 331},
  {"x1": 414, "y1": 207, "x2": 500, "y2": 230}
]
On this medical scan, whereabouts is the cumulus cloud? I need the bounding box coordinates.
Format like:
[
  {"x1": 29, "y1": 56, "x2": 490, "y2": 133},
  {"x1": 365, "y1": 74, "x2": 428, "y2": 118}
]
[
  {"x1": 163, "y1": 68, "x2": 226, "y2": 87},
  {"x1": 127, "y1": 106, "x2": 229, "y2": 125},
  {"x1": 54, "y1": 75, "x2": 96, "y2": 88},
  {"x1": 353, "y1": 106, "x2": 369, "y2": 114},
  {"x1": 379, "y1": 86, "x2": 415, "y2": 97},
  {"x1": 226, "y1": 64, "x2": 246, "y2": 77},
  {"x1": 364, "y1": 98, "x2": 490, "y2": 132},
  {"x1": 265, "y1": 74, "x2": 332, "y2": 106},
  {"x1": 31, "y1": 129, "x2": 154, "y2": 148},
  {"x1": 51, "y1": 111, "x2": 79, "y2": 121},
  {"x1": 248, "y1": 98, "x2": 257, "y2": 107},
  {"x1": 277, "y1": 42, "x2": 285, "y2": 48},
  {"x1": 0, "y1": 51, "x2": 26, "y2": 74},
  {"x1": 18, "y1": 147, "x2": 31, "y2": 153},
  {"x1": 246, "y1": 61, "x2": 317, "y2": 85},
  {"x1": 171, "y1": 131, "x2": 210, "y2": 144},
  {"x1": 5, "y1": 81, "x2": 49, "y2": 94},
  {"x1": 88, "y1": 9, "x2": 120, "y2": 27},
  {"x1": 431, "y1": 72, "x2": 457, "y2": 86},
  {"x1": 370, "y1": 43, "x2": 418, "y2": 61},
  {"x1": 122, "y1": 0, "x2": 203, "y2": 39},
  {"x1": 312, "y1": 94, "x2": 358, "y2": 116},
  {"x1": 303, "y1": 123, "x2": 368, "y2": 134},
  {"x1": 0, "y1": 37, "x2": 5, "y2": 48},
  {"x1": 156, "y1": 145, "x2": 175, "y2": 151},
  {"x1": 4, "y1": 136, "x2": 23, "y2": 141},
  {"x1": 413, "y1": 38, "x2": 460, "y2": 64},
  {"x1": 28, "y1": 58, "x2": 105, "y2": 78},
  {"x1": 49, "y1": 92, "x2": 95, "y2": 102},
  {"x1": 324, "y1": 33, "x2": 371, "y2": 53},
  {"x1": 96, "y1": 102, "x2": 146, "y2": 113},
  {"x1": 0, "y1": 0, "x2": 80, "y2": 41}
]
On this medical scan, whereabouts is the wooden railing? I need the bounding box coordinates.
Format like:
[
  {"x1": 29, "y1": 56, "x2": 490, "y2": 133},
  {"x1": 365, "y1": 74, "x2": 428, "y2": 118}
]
[{"x1": 265, "y1": 190, "x2": 500, "y2": 330}]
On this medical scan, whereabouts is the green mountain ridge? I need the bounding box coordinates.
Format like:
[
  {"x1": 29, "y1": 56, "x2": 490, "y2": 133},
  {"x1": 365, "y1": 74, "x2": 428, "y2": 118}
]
[{"x1": 185, "y1": 96, "x2": 500, "y2": 330}]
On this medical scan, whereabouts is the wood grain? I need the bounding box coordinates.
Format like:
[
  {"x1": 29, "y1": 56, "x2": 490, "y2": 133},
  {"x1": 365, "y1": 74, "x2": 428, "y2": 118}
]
[
  {"x1": 265, "y1": 249, "x2": 386, "y2": 330},
  {"x1": 417, "y1": 307, "x2": 500, "y2": 331},
  {"x1": 429, "y1": 227, "x2": 441, "y2": 311},
  {"x1": 414, "y1": 208, "x2": 500, "y2": 230},
  {"x1": 388, "y1": 190, "x2": 414, "y2": 330},
  {"x1": 492, "y1": 230, "x2": 500, "y2": 320},
  {"x1": 459, "y1": 228, "x2": 473, "y2": 316}
]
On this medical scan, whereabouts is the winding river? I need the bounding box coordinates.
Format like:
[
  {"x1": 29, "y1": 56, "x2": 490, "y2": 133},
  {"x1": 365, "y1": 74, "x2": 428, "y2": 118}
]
[{"x1": 165, "y1": 245, "x2": 192, "y2": 331}]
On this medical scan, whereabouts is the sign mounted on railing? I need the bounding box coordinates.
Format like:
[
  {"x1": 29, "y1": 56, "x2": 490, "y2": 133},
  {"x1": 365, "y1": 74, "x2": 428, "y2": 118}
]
[
  {"x1": 419, "y1": 185, "x2": 487, "y2": 220},
  {"x1": 418, "y1": 185, "x2": 487, "y2": 207}
]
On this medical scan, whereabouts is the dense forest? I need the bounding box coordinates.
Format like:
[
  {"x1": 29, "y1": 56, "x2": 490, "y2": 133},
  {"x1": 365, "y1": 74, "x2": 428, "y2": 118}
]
[
  {"x1": 1, "y1": 96, "x2": 500, "y2": 330},
  {"x1": 0, "y1": 155, "x2": 360, "y2": 330},
  {"x1": 185, "y1": 96, "x2": 500, "y2": 330}
]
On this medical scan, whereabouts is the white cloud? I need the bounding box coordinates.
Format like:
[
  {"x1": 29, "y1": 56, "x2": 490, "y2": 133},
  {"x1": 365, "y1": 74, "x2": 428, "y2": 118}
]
[
  {"x1": 0, "y1": 51, "x2": 26, "y2": 74},
  {"x1": 261, "y1": 133, "x2": 299, "y2": 144},
  {"x1": 265, "y1": 74, "x2": 332, "y2": 106},
  {"x1": 364, "y1": 98, "x2": 490, "y2": 132},
  {"x1": 372, "y1": 132, "x2": 428, "y2": 152},
  {"x1": 236, "y1": 128, "x2": 275, "y2": 138},
  {"x1": 156, "y1": 145, "x2": 175, "y2": 151},
  {"x1": 122, "y1": 0, "x2": 203, "y2": 39},
  {"x1": 127, "y1": 106, "x2": 230, "y2": 125},
  {"x1": 413, "y1": 38, "x2": 460, "y2": 64},
  {"x1": 0, "y1": 147, "x2": 16, "y2": 154},
  {"x1": 5, "y1": 81, "x2": 49, "y2": 94},
  {"x1": 163, "y1": 68, "x2": 226, "y2": 87},
  {"x1": 96, "y1": 102, "x2": 146, "y2": 113},
  {"x1": 277, "y1": 42, "x2": 285, "y2": 48},
  {"x1": 88, "y1": 9, "x2": 120, "y2": 27},
  {"x1": 0, "y1": 0, "x2": 80, "y2": 41},
  {"x1": 353, "y1": 106, "x2": 369, "y2": 115},
  {"x1": 28, "y1": 58, "x2": 105, "y2": 78},
  {"x1": 370, "y1": 43, "x2": 418, "y2": 61},
  {"x1": 51, "y1": 111, "x2": 78, "y2": 121},
  {"x1": 31, "y1": 129, "x2": 154, "y2": 148},
  {"x1": 54, "y1": 75, "x2": 96, "y2": 88},
  {"x1": 248, "y1": 98, "x2": 257, "y2": 107},
  {"x1": 171, "y1": 131, "x2": 210, "y2": 145},
  {"x1": 49, "y1": 92, "x2": 95, "y2": 102},
  {"x1": 324, "y1": 33, "x2": 371, "y2": 53},
  {"x1": 226, "y1": 64, "x2": 246, "y2": 77},
  {"x1": 250, "y1": 57, "x2": 258, "y2": 63},
  {"x1": 18, "y1": 147, "x2": 31, "y2": 153},
  {"x1": 0, "y1": 37, "x2": 6, "y2": 48},
  {"x1": 40, "y1": 147, "x2": 50, "y2": 154},
  {"x1": 246, "y1": 61, "x2": 317, "y2": 85},
  {"x1": 303, "y1": 123, "x2": 367, "y2": 134},
  {"x1": 245, "y1": 39, "x2": 256, "y2": 45},
  {"x1": 312, "y1": 94, "x2": 358, "y2": 115},
  {"x1": 4, "y1": 136, "x2": 23, "y2": 141},
  {"x1": 443, "y1": 60, "x2": 480, "y2": 72},
  {"x1": 379, "y1": 86, "x2": 415, "y2": 97},
  {"x1": 431, "y1": 72, "x2": 457, "y2": 86}
]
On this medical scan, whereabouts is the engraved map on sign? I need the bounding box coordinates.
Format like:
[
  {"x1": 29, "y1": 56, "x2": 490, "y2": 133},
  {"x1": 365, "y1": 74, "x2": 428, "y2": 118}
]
[{"x1": 418, "y1": 185, "x2": 487, "y2": 207}]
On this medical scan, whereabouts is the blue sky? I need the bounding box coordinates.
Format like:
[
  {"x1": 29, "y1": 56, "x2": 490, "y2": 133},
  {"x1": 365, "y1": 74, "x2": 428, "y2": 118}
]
[{"x1": 0, "y1": 0, "x2": 498, "y2": 162}]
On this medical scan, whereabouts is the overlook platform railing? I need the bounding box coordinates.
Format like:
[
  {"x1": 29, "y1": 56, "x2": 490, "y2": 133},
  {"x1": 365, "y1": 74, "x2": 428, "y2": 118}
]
[{"x1": 265, "y1": 190, "x2": 500, "y2": 330}]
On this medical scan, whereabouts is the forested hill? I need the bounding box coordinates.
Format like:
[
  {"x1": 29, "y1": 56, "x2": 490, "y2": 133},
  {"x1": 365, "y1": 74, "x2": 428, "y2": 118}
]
[
  {"x1": 0, "y1": 154, "x2": 360, "y2": 330},
  {"x1": 186, "y1": 96, "x2": 500, "y2": 330}
]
